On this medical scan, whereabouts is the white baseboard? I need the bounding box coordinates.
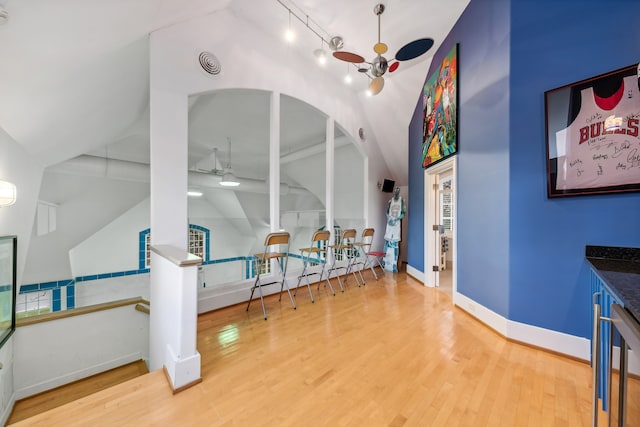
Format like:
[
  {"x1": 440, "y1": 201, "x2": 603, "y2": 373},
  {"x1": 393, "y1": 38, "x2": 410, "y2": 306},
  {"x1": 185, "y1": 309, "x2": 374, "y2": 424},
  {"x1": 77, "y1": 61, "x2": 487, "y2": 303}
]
[
  {"x1": 406, "y1": 265, "x2": 424, "y2": 284},
  {"x1": 455, "y1": 292, "x2": 509, "y2": 337},
  {"x1": 14, "y1": 352, "x2": 144, "y2": 400},
  {"x1": 455, "y1": 291, "x2": 594, "y2": 363},
  {"x1": 1, "y1": 392, "x2": 15, "y2": 427}
]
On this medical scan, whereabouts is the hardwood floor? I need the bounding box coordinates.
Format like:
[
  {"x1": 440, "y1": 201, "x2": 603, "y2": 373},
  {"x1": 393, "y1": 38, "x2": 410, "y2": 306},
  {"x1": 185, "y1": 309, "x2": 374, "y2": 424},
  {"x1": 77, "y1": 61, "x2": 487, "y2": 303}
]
[
  {"x1": 9, "y1": 271, "x2": 640, "y2": 426},
  {"x1": 7, "y1": 360, "x2": 148, "y2": 425}
]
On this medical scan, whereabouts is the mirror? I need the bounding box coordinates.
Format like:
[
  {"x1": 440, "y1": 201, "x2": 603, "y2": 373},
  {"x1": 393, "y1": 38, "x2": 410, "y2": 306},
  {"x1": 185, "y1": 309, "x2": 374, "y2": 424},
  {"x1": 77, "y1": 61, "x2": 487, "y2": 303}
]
[{"x1": 0, "y1": 235, "x2": 17, "y2": 348}]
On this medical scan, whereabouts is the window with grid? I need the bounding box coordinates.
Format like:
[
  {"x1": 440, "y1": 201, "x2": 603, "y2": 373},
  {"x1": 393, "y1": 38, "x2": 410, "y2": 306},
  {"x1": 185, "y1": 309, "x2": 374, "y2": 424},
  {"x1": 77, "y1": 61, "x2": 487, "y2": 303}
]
[
  {"x1": 189, "y1": 228, "x2": 205, "y2": 259},
  {"x1": 440, "y1": 178, "x2": 454, "y2": 233},
  {"x1": 250, "y1": 258, "x2": 272, "y2": 277},
  {"x1": 16, "y1": 291, "x2": 51, "y2": 317},
  {"x1": 143, "y1": 226, "x2": 208, "y2": 268},
  {"x1": 145, "y1": 233, "x2": 151, "y2": 267}
]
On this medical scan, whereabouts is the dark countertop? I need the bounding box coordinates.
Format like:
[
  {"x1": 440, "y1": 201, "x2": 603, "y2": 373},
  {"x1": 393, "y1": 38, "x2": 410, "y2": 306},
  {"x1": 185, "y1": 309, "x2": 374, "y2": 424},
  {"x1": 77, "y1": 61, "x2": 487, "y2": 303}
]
[{"x1": 586, "y1": 245, "x2": 640, "y2": 323}]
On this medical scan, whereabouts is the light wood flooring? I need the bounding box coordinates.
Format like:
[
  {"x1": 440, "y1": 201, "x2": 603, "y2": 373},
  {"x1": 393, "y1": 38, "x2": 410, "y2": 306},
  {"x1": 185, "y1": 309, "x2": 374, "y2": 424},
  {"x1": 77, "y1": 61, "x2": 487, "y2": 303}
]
[
  {"x1": 7, "y1": 360, "x2": 148, "y2": 425},
  {"x1": 9, "y1": 270, "x2": 640, "y2": 426}
]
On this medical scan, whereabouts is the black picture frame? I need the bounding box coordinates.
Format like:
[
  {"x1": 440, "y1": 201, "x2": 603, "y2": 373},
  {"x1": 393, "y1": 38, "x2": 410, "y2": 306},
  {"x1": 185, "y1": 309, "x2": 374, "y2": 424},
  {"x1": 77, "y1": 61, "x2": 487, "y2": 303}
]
[
  {"x1": 0, "y1": 236, "x2": 17, "y2": 349},
  {"x1": 545, "y1": 64, "x2": 640, "y2": 198}
]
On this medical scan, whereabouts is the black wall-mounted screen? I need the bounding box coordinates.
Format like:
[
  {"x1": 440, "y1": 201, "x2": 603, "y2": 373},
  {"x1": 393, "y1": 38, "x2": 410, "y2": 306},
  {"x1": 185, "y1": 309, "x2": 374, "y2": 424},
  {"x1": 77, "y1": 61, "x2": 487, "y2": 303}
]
[{"x1": 381, "y1": 179, "x2": 395, "y2": 193}]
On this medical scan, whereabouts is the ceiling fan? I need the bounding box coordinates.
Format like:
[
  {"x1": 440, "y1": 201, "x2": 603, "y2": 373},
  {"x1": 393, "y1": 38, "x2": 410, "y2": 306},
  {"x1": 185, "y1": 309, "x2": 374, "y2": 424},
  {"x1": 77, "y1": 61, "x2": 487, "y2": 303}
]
[
  {"x1": 195, "y1": 138, "x2": 241, "y2": 187},
  {"x1": 332, "y1": 3, "x2": 434, "y2": 95}
]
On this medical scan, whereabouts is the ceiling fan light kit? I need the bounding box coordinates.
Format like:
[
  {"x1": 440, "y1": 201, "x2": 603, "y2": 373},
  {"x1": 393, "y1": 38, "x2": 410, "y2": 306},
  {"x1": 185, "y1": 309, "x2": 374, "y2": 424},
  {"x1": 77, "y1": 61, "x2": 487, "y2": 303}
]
[
  {"x1": 330, "y1": 3, "x2": 434, "y2": 95},
  {"x1": 276, "y1": 0, "x2": 433, "y2": 95}
]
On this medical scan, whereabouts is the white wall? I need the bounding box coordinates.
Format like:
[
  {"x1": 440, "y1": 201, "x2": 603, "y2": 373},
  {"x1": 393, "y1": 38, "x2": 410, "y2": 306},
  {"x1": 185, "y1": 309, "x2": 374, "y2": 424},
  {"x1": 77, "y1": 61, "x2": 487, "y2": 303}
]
[
  {"x1": 70, "y1": 197, "x2": 150, "y2": 277},
  {"x1": 13, "y1": 304, "x2": 149, "y2": 399},
  {"x1": 0, "y1": 126, "x2": 43, "y2": 425},
  {"x1": 23, "y1": 172, "x2": 149, "y2": 284},
  {"x1": 334, "y1": 144, "x2": 365, "y2": 228},
  {"x1": 75, "y1": 275, "x2": 150, "y2": 308},
  {"x1": 0, "y1": 336, "x2": 14, "y2": 426}
]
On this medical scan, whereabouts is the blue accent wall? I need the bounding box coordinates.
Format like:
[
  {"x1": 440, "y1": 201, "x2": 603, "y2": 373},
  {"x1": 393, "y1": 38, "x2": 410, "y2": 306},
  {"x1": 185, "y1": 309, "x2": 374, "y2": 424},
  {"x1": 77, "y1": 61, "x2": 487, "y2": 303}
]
[
  {"x1": 408, "y1": 0, "x2": 640, "y2": 337},
  {"x1": 508, "y1": 0, "x2": 640, "y2": 337},
  {"x1": 408, "y1": 0, "x2": 512, "y2": 316},
  {"x1": 407, "y1": 103, "x2": 424, "y2": 272}
]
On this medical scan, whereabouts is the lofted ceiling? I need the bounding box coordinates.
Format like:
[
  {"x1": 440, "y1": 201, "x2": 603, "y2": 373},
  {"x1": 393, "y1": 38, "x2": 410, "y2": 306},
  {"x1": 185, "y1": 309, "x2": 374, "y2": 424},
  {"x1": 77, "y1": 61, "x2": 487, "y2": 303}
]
[{"x1": 0, "y1": 0, "x2": 469, "y2": 185}]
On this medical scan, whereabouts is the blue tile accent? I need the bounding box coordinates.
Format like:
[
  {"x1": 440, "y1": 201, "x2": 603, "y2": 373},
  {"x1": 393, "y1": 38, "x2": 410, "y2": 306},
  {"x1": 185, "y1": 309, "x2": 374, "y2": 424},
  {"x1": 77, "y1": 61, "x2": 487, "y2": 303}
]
[
  {"x1": 139, "y1": 228, "x2": 150, "y2": 270},
  {"x1": 52, "y1": 288, "x2": 61, "y2": 312},
  {"x1": 67, "y1": 284, "x2": 75, "y2": 309},
  {"x1": 0, "y1": 284, "x2": 11, "y2": 292},
  {"x1": 40, "y1": 281, "x2": 58, "y2": 290},
  {"x1": 97, "y1": 273, "x2": 112, "y2": 279},
  {"x1": 82, "y1": 275, "x2": 98, "y2": 281},
  {"x1": 112, "y1": 271, "x2": 125, "y2": 277},
  {"x1": 20, "y1": 284, "x2": 38, "y2": 293},
  {"x1": 125, "y1": 270, "x2": 137, "y2": 276}
]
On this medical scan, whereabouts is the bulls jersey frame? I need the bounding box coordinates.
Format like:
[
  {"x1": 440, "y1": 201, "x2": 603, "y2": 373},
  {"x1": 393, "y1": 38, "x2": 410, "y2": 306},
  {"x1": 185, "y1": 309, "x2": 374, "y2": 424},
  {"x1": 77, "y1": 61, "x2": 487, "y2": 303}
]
[{"x1": 545, "y1": 64, "x2": 640, "y2": 197}]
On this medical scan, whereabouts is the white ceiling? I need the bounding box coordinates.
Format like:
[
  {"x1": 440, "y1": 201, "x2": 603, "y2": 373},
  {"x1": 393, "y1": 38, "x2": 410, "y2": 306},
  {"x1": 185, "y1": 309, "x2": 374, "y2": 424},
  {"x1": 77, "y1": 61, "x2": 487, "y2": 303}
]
[{"x1": 0, "y1": 0, "x2": 469, "y2": 185}]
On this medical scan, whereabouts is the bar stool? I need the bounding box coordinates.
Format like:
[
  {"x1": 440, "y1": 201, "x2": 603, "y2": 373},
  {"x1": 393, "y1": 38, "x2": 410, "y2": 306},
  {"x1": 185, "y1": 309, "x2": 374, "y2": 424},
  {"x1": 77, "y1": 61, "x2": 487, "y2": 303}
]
[
  {"x1": 353, "y1": 228, "x2": 384, "y2": 281},
  {"x1": 295, "y1": 230, "x2": 335, "y2": 302},
  {"x1": 327, "y1": 228, "x2": 360, "y2": 290},
  {"x1": 246, "y1": 231, "x2": 296, "y2": 320}
]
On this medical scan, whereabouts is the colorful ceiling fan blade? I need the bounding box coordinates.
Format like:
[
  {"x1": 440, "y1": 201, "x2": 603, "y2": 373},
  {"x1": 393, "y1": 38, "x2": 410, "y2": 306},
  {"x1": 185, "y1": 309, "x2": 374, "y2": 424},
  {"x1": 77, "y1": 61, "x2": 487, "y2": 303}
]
[
  {"x1": 395, "y1": 38, "x2": 434, "y2": 61},
  {"x1": 333, "y1": 51, "x2": 366, "y2": 63},
  {"x1": 369, "y1": 76, "x2": 384, "y2": 95},
  {"x1": 388, "y1": 61, "x2": 399, "y2": 73}
]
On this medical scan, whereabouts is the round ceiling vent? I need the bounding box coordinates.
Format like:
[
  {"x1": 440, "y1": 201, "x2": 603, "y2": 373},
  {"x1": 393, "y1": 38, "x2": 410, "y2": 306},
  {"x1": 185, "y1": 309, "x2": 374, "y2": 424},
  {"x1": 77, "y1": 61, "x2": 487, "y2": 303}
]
[{"x1": 198, "y1": 52, "x2": 221, "y2": 76}]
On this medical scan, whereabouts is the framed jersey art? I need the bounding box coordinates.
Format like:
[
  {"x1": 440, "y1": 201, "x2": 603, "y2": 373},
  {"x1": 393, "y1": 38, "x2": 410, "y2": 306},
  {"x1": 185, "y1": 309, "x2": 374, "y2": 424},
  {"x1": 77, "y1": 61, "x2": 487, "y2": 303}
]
[
  {"x1": 422, "y1": 44, "x2": 458, "y2": 169},
  {"x1": 545, "y1": 64, "x2": 640, "y2": 197}
]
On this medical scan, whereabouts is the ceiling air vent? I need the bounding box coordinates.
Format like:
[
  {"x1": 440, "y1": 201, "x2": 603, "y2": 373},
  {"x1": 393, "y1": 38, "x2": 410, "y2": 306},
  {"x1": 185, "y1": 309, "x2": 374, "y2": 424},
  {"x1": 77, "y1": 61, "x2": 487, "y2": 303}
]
[{"x1": 198, "y1": 52, "x2": 221, "y2": 76}]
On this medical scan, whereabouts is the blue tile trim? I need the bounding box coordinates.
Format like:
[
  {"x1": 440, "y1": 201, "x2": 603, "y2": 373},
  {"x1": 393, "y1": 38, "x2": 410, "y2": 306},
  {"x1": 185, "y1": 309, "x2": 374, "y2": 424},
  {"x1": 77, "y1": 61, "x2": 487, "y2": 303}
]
[
  {"x1": 66, "y1": 284, "x2": 75, "y2": 309},
  {"x1": 20, "y1": 284, "x2": 38, "y2": 293},
  {"x1": 18, "y1": 251, "x2": 277, "y2": 298},
  {"x1": 40, "y1": 281, "x2": 58, "y2": 290},
  {"x1": 139, "y1": 228, "x2": 150, "y2": 270},
  {"x1": 52, "y1": 288, "x2": 61, "y2": 312}
]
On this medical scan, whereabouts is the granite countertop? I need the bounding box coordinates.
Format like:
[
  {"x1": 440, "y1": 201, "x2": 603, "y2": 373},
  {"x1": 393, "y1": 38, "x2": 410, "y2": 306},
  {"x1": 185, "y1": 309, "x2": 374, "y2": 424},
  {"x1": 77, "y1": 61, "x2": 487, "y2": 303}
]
[{"x1": 586, "y1": 245, "x2": 640, "y2": 323}]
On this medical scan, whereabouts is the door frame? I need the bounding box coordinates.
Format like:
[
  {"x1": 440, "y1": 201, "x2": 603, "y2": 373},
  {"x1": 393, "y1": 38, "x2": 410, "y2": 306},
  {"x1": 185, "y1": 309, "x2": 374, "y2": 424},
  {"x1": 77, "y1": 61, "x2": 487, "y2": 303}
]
[{"x1": 423, "y1": 157, "x2": 457, "y2": 299}]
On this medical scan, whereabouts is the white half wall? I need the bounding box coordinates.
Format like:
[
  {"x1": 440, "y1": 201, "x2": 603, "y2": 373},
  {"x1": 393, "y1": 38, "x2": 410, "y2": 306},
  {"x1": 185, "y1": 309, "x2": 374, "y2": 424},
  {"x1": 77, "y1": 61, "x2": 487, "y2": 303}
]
[
  {"x1": 13, "y1": 303, "x2": 149, "y2": 399},
  {"x1": 0, "y1": 127, "x2": 43, "y2": 423}
]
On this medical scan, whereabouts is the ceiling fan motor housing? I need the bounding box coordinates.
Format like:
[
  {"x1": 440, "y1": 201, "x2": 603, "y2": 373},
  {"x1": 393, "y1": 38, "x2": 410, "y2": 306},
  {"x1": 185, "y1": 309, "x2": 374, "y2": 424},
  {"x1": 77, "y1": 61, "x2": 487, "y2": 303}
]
[{"x1": 372, "y1": 56, "x2": 388, "y2": 77}]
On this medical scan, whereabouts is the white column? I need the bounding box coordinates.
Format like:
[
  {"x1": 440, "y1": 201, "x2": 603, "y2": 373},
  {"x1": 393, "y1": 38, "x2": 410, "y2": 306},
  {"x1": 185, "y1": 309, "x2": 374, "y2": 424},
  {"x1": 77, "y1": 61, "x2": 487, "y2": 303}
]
[
  {"x1": 326, "y1": 118, "x2": 335, "y2": 241},
  {"x1": 270, "y1": 92, "x2": 281, "y2": 232},
  {"x1": 150, "y1": 246, "x2": 201, "y2": 391},
  {"x1": 150, "y1": 90, "x2": 188, "y2": 250},
  {"x1": 149, "y1": 63, "x2": 199, "y2": 391}
]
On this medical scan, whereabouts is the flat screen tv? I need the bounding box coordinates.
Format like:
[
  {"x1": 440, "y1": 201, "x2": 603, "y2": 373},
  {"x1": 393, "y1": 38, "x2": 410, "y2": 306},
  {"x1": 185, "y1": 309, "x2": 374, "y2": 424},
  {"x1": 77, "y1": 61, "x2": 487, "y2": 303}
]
[
  {"x1": 0, "y1": 236, "x2": 17, "y2": 349},
  {"x1": 381, "y1": 179, "x2": 395, "y2": 193}
]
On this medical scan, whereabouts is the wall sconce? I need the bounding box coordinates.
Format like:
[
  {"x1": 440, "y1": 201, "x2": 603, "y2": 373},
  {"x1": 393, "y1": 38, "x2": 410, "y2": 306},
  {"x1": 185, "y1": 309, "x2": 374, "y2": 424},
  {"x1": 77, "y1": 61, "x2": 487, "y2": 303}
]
[{"x1": 0, "y1": 180, "x2": 16, "y2": 207}]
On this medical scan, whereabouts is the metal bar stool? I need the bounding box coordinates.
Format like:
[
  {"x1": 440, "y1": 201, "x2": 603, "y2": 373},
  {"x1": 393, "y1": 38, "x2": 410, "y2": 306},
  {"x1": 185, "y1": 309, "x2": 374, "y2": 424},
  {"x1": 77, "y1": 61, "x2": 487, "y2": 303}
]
[
  {"x1": 295, "y1": 230, "x2": 335, "y2": 302},
  {"x1": 327, "y1": 228, "x2": 360, "y2": 290},
  {"x1": 353, "y1": 228, "x2": 384, "y2": 281},
  {"x1": 246, "y1": 231, "x2": 296, "y2": 320}
]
